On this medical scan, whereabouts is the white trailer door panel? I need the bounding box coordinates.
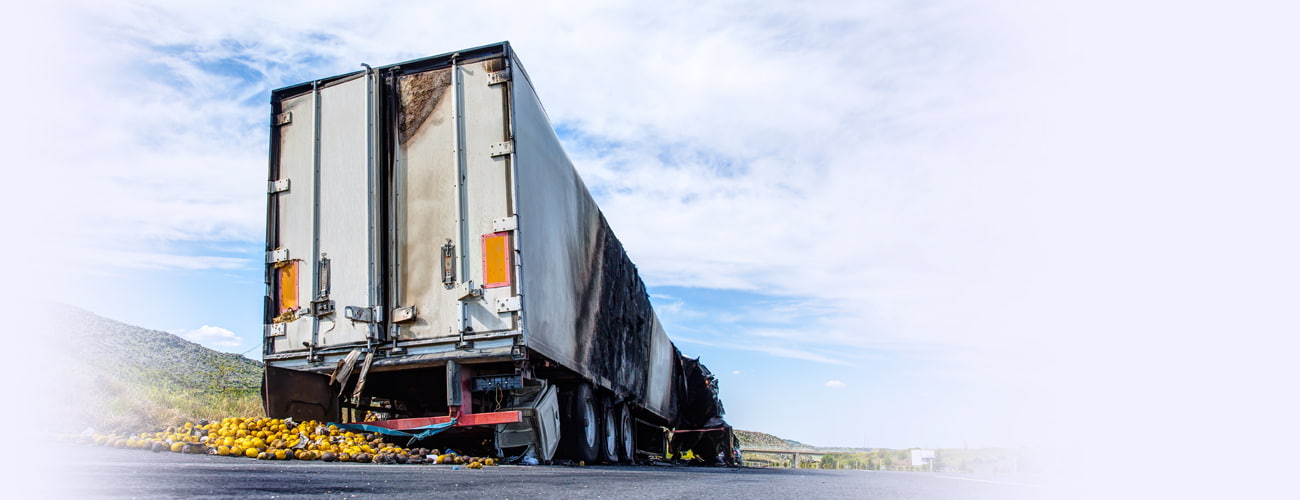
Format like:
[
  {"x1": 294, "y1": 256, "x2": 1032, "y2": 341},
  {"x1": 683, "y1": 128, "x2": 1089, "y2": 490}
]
[
  {"x1": 269, "y1": 74, "x2": 380, "y2": 352},
  {"x1": 392, "y1": 59, "x2": 517, "y2": 342},
  {"x1": 392, "y1": 67, "x2": 459, "y2": 340}
]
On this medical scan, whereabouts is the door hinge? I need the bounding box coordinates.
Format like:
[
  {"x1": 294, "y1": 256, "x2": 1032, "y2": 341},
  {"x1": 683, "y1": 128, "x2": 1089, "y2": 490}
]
[
  {"x1": 268, "y1": 179, "x2": 290, "y2": 194},
  {"x1": 489, "y1": 141, "x2": 514, "y2": 157},
  {"x1": 487, "y1": 69, "x2": 511, "y2": 85},
  {"x1": 392, "y1": 306, "x2": 417, "y2": 323},
  {"x1": 457, "y1": 281, "x2": 483, "y2": 301},
  {"x1": 492, "y1": 216, "x2": 517, "y2": 232},
  {"x1": 495, "y1": 296, "x2": 521, "y2": 313},
  {"x1": 344, "y1": 306, "x2": 381, "y2": 323},
  {"x1": 388, "y1": 324, "x2": 404, "y2": 348},
  {"x1": 267, "y1": 248, "x2": 290, "y2": 264},
  {"x1": 311, "y1": 299, "x2": 335, "y2": 317},
  {"x1": 274, "y1": 111, "x2": 292, "y2": 126}
]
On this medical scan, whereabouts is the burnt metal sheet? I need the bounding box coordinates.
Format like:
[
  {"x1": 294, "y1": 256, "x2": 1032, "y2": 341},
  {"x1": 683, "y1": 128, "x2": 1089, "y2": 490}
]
[
  {"x1": 396, "y1": 69, "x2": 451, "y2": 145},
  {"x1": 645, "y1": 314, "x2": 675, "y2": 419},
  {"x1": 351, "y1": 351, "x2": 375, "y2": 401},
  {"x1": 669, "y1": 356, "x2": 730, "y2": 463},
  {"x1": 263, "y1": 365, "x2": 339, "y2": 422},
  {"x1": 510, "y1": 65, "x2": 589, "y2": 368}
]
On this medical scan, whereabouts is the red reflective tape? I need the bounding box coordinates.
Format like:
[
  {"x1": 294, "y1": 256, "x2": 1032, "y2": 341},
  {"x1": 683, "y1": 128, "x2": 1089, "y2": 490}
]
[
  {"x1": 366, "y1": 411, "x2": 523, "y2": 431},
  {"x1": 366, "y1": 416, "x2": 450, "y2": 430},
  {"x1": 458, "y1": 411, "x2": 523, "y2": 426}
]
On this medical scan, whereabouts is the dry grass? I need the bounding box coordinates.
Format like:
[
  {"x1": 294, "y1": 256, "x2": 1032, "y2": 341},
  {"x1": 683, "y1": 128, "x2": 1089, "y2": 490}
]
[{"x1": 70, "y1": 372, "x2": 264, "y2": 433}]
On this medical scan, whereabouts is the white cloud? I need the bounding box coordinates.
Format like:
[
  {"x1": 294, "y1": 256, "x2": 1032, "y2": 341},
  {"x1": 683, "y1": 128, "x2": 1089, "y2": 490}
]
[
  {"x1": 731, "y1": 370, "x2": 741, "y2": 375},
  {"x1": 673, "y1": 335, "x2": 853, "y2": 366},
  {"x1": 824, "y1": 380, "x2": 846, "y2": 388},
  {"x1": 68, "y1": 249, "x2": 249, "y2": 272},
  {"x1": 174, "y1": 325, "x2": 242, "y2": 348}
]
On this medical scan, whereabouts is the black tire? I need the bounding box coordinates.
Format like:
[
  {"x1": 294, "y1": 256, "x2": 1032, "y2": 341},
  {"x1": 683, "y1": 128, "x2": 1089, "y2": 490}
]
[
  {"x1": 560, "y1": 382, "x2": 599, "y2": 463},
  {"x1": 599, "y1": 395, "x2": 618, "y2": 463},
  {"x1": 617, "y1": 403, "x2": 634, "y2": 463}
]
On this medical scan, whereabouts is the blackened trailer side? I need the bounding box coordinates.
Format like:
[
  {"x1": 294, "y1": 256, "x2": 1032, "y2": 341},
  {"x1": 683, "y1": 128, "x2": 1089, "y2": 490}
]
[{"x1": 261, "y1": 42, "x2": 721, "y2": 463}]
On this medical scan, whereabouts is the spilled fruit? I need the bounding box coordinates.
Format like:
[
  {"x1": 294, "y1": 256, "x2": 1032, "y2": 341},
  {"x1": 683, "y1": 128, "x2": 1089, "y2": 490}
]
[{"x1": 74, "y1": 417, "x2": 504, "y2": 467}]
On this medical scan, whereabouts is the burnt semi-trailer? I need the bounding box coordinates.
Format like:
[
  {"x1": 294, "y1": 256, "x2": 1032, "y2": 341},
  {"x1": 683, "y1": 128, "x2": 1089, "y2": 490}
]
[{"x1": 261, "y1": 42, "x2": 728, "y2": 463}]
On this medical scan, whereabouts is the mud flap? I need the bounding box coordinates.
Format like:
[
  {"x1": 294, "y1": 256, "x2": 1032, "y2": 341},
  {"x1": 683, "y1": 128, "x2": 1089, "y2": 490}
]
[
  {"x1": 263, "y1": 365, "x2": 340, "y2": 422},
  {"x1": 494, "y1": 383, "x2": 560, "y2": 461}
]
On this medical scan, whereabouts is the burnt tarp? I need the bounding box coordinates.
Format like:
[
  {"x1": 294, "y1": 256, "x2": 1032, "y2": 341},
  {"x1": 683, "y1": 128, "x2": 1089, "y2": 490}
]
[{"x1": 572, "y1": 215, "x2": 655, "y2": 402}]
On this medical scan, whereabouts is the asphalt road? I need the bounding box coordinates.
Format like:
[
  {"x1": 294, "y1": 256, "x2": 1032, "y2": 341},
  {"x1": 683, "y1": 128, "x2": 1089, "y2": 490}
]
[{"x1": 53, "y1": 446, "x2": 1045, "y2": 499}]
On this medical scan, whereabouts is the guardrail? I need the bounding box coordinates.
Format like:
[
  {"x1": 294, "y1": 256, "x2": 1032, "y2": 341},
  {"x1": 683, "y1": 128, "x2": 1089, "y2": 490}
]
[{"x1": 740, "y1": 448, "x2": 826, "y2": 468}]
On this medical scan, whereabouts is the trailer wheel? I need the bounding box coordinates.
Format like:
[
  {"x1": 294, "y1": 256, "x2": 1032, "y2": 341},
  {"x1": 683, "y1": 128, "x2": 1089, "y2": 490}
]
[
  {"x1": 616, "y1": 403, "x2": 634, "y2": 463},
  {"x1": 599, "y1": 395, "x2": 618, "y2": 463},
  {"x1": 561, "y1": 382, "x2": 599, "y2": 463}
]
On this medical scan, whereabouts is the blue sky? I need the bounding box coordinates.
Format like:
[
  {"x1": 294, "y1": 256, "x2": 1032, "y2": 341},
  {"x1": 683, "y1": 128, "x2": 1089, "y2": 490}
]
[{"x1": 9, "y1": 1, "x2": 1300, "y2": 474}]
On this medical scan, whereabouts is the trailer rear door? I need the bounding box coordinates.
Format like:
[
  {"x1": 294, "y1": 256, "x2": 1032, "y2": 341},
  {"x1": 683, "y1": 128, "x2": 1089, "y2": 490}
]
[
  {"x1": 390, "y1": 58, "x2": 518, "y2": 342},
  {"x1": 268, "y1": 73, "x2": 383, "y2": 353}
]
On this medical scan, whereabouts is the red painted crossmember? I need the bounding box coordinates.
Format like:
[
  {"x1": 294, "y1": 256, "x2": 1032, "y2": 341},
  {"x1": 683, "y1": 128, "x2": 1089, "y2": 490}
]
[{"x1": 366, "y1": 411, "x2": 523, "y2": 430}]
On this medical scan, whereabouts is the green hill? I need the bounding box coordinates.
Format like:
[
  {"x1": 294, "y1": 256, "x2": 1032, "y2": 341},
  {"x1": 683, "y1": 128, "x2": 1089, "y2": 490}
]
[
  {"x1": 57, "y1": 306, "x2": 264, "y2": 432},
  {"x1": 735, "y1": 429, "x2": 815, "y2": 450}
]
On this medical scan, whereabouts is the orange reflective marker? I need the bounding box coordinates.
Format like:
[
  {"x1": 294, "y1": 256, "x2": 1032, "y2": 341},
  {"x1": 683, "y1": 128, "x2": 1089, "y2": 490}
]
[
  {"x1": 482, "y1": 232, "x2": 511, "y2": 289},
  {"x1": 277, "y1": 261, "x2": 299, "y2": 313}
]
